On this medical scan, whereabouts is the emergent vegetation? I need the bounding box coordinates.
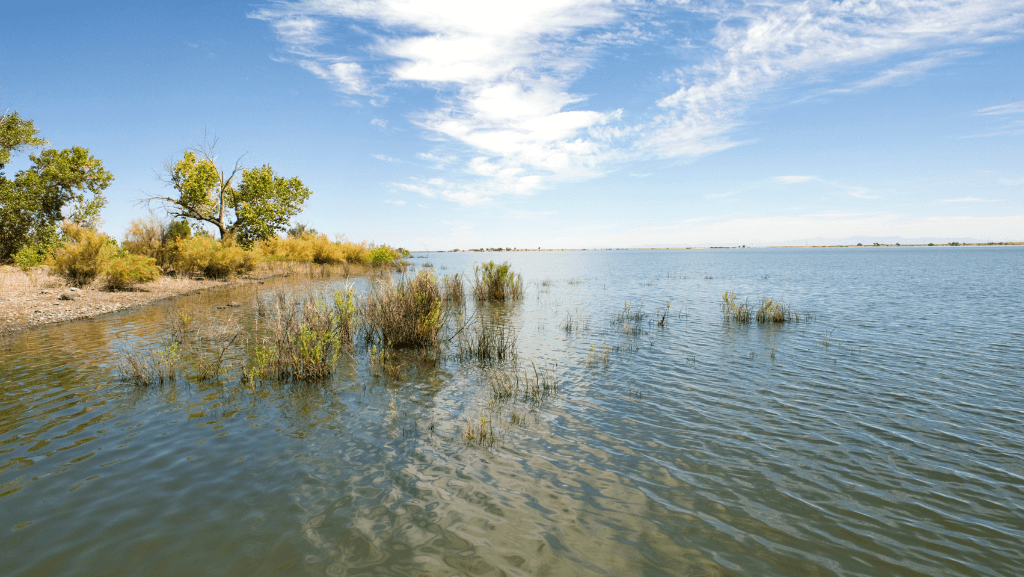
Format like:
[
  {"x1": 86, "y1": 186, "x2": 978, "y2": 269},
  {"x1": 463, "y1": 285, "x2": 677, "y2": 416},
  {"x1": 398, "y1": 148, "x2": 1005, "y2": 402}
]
[{"x1": 473, "y1": 261, "x2": 523, "y2": 302}]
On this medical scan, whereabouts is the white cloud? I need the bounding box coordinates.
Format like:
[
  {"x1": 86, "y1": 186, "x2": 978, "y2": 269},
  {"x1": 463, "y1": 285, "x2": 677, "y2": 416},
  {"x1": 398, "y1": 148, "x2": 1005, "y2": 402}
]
[
  {"x1": 384, "y1": 199, "x2": 407, "y2": 205},
  {"x1": 940, "y1": 197, "x2": 1002, "y2": 202},
  {"x1": 849, "y1": 190, "x2": 880, "y2": 199},
  {"x1": 978, "y1": 100, "x2": 1024, "y2": 115},
  {"x1": 650, "y1": 0, "x2": 1024, "y2": 157},
  {"x1": 298, "y1": 60, "x2": 369, "y2": 94},
  {"x1": 370, "y1": 118, "x2": 388, "y2": 129},
  {"x1": 373, "y1": 154, "x2": 399, "y2": 162}
]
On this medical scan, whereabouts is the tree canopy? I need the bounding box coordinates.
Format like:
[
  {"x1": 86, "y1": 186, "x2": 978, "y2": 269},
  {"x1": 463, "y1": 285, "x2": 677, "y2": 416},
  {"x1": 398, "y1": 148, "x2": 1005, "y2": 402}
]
[
  {"x1": 0, "y1": 112, "x2": 112, "y2": 261},
  {"x1": 151, "y1": 139, "x2": 312, "y2": 246}
]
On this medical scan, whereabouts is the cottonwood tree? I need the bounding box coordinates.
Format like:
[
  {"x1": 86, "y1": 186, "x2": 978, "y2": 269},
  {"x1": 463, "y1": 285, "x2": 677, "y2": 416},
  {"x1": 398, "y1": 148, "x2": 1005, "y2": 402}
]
[
  {"x1": 0, "y1": 111, "x2": 112, "y2": 260},
  {"x1": 149, "y1": 137, "x2": 312, "y2": 246}
]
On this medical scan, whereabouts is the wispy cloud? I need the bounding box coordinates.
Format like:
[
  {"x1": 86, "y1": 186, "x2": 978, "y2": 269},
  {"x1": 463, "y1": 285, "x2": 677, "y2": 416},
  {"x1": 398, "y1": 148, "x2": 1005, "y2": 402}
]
[
  {"x1": 384, "y1": 199, "x2": 407, "y2": 205},
  {"x1": 650, "y1": 0, "x2": 1024, "y2": 157},
  {"x1": 373, "y1": 154, "x2": 399, "y2": 162},
  {"x1": 978, "y1": 100, "x2": 1024, "y2": 115},
  {"x1": 850, "y1": 190, "x2": 879, "y2": 199},
  {"x1": 940, "y1": 196, "x2": 1002, "y2": 202},
  {"x1": 370, "y1": 118, "x2": 388, "y2": 129},
  {"x1": 254, "y1": 0, "x2": 1024, "y2": 203}
]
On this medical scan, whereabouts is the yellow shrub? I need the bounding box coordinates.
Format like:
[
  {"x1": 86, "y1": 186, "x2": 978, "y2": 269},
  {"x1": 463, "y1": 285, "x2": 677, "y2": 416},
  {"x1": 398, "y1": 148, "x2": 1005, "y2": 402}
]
[
  {"x1": 255, "y1": 234, "x2": 369, "y2": 265},
  {"x1": 105, "y1": 253, "x2": 160, "y2": 290},
  {"x1": 54, "y1": 224, "x2": 113, "y2": 287},
  {"x1": 171, "y1": 236, "x2": 256, "y2": 279}
]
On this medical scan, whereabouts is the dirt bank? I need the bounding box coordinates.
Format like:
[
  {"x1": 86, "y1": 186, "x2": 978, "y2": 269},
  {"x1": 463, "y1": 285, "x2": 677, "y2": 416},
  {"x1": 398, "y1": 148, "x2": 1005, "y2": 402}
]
[{"x1": 0, "y1": 266, "x2": 266, "y2": 334}]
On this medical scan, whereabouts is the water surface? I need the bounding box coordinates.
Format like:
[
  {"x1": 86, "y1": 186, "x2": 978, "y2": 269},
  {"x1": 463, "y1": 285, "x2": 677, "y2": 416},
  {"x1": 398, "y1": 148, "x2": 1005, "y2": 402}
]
[{"x1": 1, "y1": 247, "x2": 1022, "y2": 576}]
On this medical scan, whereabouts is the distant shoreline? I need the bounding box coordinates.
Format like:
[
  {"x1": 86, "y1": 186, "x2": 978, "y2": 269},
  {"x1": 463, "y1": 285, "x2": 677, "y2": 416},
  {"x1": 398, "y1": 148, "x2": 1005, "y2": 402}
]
[{"x1": 416, "y1": 241, "x2": 1024, "y2": 253}]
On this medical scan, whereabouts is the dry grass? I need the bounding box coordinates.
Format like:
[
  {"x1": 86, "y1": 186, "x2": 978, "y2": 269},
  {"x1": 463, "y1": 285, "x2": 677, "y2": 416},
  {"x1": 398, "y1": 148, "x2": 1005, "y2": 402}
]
[
  {"x1": 453, "y1": 318, "x2": 518, "y2": 362},
  {"x1": 755, "y1": 297, "x2": 799, "y2": 323},
  {"x1": 442, "y1": 273, "x2": 465, "y2": 305}
]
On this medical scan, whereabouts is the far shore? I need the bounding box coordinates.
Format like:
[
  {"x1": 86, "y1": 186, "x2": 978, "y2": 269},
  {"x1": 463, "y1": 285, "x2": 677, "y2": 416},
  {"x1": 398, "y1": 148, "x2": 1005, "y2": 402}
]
[{"x1": 418, "y1": 241, "x2": 1024, "y2": 253}]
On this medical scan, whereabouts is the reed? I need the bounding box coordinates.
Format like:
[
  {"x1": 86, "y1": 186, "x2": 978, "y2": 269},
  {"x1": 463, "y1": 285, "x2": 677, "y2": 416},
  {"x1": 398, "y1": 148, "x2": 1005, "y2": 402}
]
[
  {"x1": 472, "y1": 261, "x2": 523, "y2": 302},
  {"x1": 442, "y1": 273, "x2": 464, "y2": 304},
  {"x1": 360, "y1": 271, "x2": 445, "y2": 349},
  {"x1": 487, "y1": 362, "x2": 558, "y2": 404},
  {"x1": 562, "y1": 308, "x2": 589, "y2": 334},
  {"x1": 721, "y1": 292, "x2": 751, "y2": 322},
  {"x1": 117, "y1": 344, "x2": 179, "y2": 387},
  {"x1": 454, "y1": 319, "x2": 518, "y2": 362},
  {"x1": 755, "y1": 297, "x2": 798, "y2": 323},
  {"x1": 616, "y1": 300, "x2": 646, "y2": 336},
  {"x1": 245, "y1": 289, "x2": 353, "y2": 383}
]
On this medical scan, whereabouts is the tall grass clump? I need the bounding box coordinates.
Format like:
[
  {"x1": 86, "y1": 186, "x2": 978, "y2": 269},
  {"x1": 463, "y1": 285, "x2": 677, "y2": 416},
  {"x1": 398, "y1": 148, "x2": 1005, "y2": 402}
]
[
  {"x1": 473, "y1": 261, "x2": 523, "y2": 302},
  {"x1": 721, "y1": 291, "x2": 751, "y2": 323},
  {"x1": 361, "y1": 271, "x2": 445, "y2": 349},
  {"x1": 53, "y1": 223, "x2": 113, "y2": 286},
  {"x1": 755, "y1": 297, "x2": 799, "y2": 323},
  {"x1": 442, "y1": 273, "x2": 465, "y2": 304},
  {"x1": 454, "y1": 319, "x2": 518, "y2": 362},
  {"x1": 246, "y1": 290, "x2": 355, "y2": 383}
]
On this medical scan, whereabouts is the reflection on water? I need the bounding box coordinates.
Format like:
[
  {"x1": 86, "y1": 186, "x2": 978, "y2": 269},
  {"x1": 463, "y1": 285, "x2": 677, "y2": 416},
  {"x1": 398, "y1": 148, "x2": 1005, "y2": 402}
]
[{"x1": 2, "y1": 248, "x2": 1023, "y2": 576}]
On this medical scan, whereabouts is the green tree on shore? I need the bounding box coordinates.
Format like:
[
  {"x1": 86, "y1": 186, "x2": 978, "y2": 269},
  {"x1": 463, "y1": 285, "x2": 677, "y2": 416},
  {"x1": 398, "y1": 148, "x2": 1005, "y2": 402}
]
[
  {"x1": 0, "y1": 111, "x2": 113, "y2": 261},
  {"x1": 149, "y1": 137, "x2": 312, "y2": 246}
]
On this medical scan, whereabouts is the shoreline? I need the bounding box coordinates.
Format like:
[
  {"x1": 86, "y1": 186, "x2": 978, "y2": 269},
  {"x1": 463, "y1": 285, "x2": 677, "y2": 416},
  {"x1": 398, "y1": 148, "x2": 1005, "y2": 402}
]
[{"x1": 422, "y1": 241, "x2": 1024, "y2": 253}]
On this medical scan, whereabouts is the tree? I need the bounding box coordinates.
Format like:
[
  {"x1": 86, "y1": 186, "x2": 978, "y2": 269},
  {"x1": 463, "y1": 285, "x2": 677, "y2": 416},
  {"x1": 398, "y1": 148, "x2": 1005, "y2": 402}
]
[
  {"x1": 149, "y1": 137, "x2": 312, "y2": 246},
  {"x1": 0, "y1": 111, "x2": 113, "y2": 261}
]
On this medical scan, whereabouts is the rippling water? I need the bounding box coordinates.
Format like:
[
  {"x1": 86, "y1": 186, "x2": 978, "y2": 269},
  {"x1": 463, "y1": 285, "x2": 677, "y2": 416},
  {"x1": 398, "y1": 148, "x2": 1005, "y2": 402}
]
[{"x1": 1, "y1": 247, "x2": 1022, "y2": 576}]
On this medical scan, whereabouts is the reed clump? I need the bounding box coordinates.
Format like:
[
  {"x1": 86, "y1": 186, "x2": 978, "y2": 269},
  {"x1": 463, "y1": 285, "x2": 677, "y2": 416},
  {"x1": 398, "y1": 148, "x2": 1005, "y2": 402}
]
[
  {"x1": 360, "y1": 271, "x2": 445, "y2": 349},
  {"x1": 473, "y1": 261, "x2": 523, "y2": 302},
  {"x1": 442, "y1": 273, "x2": 464, "y2": 304},
  {"x1": 454, "y1": 319, "x2": 518, "y2": 362},
  {"x1": 488, "y1": 362, "x2": 558, "y2": 404},
  {"x1": 721, "y1": 291, "x2": 751, "y2": 323},
  {"x1": 755, "y1": 297, "x2": 799, "y2": 323},
  {"x1": 245, "y1": 290, "x2": 355, "y2": 383}
]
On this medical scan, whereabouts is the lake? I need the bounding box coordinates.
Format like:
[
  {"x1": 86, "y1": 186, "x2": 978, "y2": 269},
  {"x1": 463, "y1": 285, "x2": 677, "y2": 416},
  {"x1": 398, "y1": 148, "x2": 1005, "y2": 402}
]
[{"x1": 1, "y1": 247, "x2": 1022, "y2": 576}]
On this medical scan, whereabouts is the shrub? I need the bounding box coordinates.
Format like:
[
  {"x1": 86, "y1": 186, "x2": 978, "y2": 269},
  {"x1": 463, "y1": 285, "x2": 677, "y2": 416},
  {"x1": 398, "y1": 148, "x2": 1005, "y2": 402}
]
[
  {"x1": 361, "y1": 271, "x2": 445, "y2": 349},
  {"x1": 13, "y1": 243, "x2": 48, "y2": 271},
  {"x1": 171, "y1": 236, "x2": 256, "y2": 279},
  {"x1": 124, "y1": 217, "x2": 193, "y2": 270},
  {"x1": 255, "y1": 234, "x2": 371, "y2": 265},
  {"x1": 473, "y1": 261, "x2": 523, "y2": 302},
  {"x1": 755, "y1": 297, "x2": 798, "y2": 323},
  {"x1": 54, "y1": 224, "x2": 113, "y2": 286},
  {"x1": 105, "y1": 252, "x2": 160, "y2": 290},
  {"x1": 368, "y1": 244, "x2": 396, "y2": 266}
]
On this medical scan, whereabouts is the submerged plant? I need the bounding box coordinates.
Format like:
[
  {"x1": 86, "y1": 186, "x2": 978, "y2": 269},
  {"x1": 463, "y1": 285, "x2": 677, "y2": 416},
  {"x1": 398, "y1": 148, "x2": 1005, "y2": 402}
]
[{"x1": 361, "y1": 271, "x2": 446, "y2": 349}]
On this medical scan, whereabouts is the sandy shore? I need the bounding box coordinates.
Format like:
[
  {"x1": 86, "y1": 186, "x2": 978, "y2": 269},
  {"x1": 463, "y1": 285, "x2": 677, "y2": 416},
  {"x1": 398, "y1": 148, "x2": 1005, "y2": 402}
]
[{"x1": 0, "y1": 266, "x2": 265, "y2": 334}]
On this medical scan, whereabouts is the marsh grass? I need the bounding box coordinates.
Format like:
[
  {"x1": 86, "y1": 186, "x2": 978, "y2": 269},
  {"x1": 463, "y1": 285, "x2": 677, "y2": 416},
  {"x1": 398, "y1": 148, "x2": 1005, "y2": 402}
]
[
  {"x1": 454, "y1": 318, "x2": 518, "y2": 362},
  {"x1": 369, "y1": 344, "x2": 404, "y2": 379},
  {"x1": 487, "y1": 362, "x2": 558, "y2": 404},
  {"x1": 463, "y1": 411, "x2": 495, "y2": 446},
  {"x1": 755, "y1": 297, "x2": 799, "y2": 323},
  {"x1": 615, "y1": 300, "x2": 647, "y2": 337},
  {"x1": 654, "y1": 301, "x2": 670, "y2": 328},
  {"x1": 118, "y1": 344, "x2": 180, "y2": 387},
  {"x1": 721, "y1": 292, "x2": 752, "y2": 323},
  {"x1": 473, "y1": 261, "x2": 523, "y2": 302},
  {"x1": 361, "y1": 271, "x2": 446, "y2": 350},
  {"x1": 244, "y1": 289, "x2": 354, "y2": 383},
  {"x1": 586, "y1": 341, "x2": 611, "y2": 368},
  {"x1": 442, "y1": 273, "x2": 465, "y2": 305},
  {"x1": 561, "y1": 308, "x2": 589, "y2": 334}
]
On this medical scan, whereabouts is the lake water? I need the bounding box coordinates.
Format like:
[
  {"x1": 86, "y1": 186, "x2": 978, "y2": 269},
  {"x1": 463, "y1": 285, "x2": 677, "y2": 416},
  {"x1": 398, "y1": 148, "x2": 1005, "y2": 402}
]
[{"x1": 1, "y1": 247, "x2": 1022, "y2": 576}]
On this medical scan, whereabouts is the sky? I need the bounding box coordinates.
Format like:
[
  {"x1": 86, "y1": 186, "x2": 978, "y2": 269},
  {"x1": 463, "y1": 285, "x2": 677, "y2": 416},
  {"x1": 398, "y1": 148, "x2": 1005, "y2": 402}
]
[{"x1": 2, "y1": 0, "x2": 1022, "y2": 249}]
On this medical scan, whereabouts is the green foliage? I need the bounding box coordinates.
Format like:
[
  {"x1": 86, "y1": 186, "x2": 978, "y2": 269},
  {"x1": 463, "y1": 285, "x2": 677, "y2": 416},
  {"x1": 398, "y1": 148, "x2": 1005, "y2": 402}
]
[
  {"x1": 0, "y1": 112, "x2": 112, "y2": 261},
  {"x1": 13, "y1": 243, "x2": 48, "y2": 271},
  {"x1": 53, "y1": 224, "x2": 113, "y2": 286},
  {"x1": 170, "y1": 236, "x2": 257, "y2": 279},
  {"x1": 105, "y1": 252, "x2": 161, "y2": 290},
  {"x1": 368, "y1": 244, "x2": 397, "y2": 266},
  {"x1": 361, "y1": 271, "x2": 445, "y2": 349},
  {"x1": 123, "y1": 216, "x2": 194, "y2": 270},
  {"x1": 154, "y1": 139, "x2": 312, "y2": 246},
  {"x1": 473, "y1": 261, "x2": 523, "y2": 302}
]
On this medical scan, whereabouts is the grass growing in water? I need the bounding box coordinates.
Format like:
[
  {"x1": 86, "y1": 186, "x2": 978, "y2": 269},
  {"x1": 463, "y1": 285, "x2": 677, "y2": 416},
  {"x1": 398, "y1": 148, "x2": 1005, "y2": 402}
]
[
  {"x1": 721, "y1": 292, "x2": 751, "y2": 323},
  {"x1": 442, "y1": 273, "x2": 465, "y2": 305},
  {"x1": 473, "y1": 261, "x2": 523, "y2": 302},
  {"x1": 454, "y1": 319, "x2": 518, "y2": 362},
  {"x1": 755, "y1": 297, "x2": 799, "y2": 323},
  {"x1": 361, "y1": 271, "x2": 445, "y2": 349}
]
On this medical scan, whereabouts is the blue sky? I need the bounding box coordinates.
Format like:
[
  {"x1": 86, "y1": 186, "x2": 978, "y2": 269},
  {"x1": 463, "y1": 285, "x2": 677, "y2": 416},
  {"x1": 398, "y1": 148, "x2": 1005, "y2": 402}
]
[{"x1": 3, "y1": 0, "x2": 1022, "y2": 249}]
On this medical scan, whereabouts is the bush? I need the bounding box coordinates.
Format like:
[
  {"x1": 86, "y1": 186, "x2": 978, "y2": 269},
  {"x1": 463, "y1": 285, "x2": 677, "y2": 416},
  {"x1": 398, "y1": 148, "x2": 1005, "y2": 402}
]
[
  {"x1": 368, "y1": 244, "x2": 396, "y2": 266},
  {"x1": 13, "y1": 243, "x2": 48, "y2": 271},
  {"x1": 105, "y1": 252, "x2": 160, "y2": 290},
  {"x1": 54, "y1": 224, "x2": 113, "y2": 286},
  {"x1": 255, "y1": 234, "x2": 371, "y2": 265},
  {"x1": 123, "y1": 217, "x2": 192, "y2": 270},
  {"x1": 473, "y1": 261, "x2": 523, "y2": 302},
  {"x1": 171, "y1": 236, "x2": 257, "y2": 279}
]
